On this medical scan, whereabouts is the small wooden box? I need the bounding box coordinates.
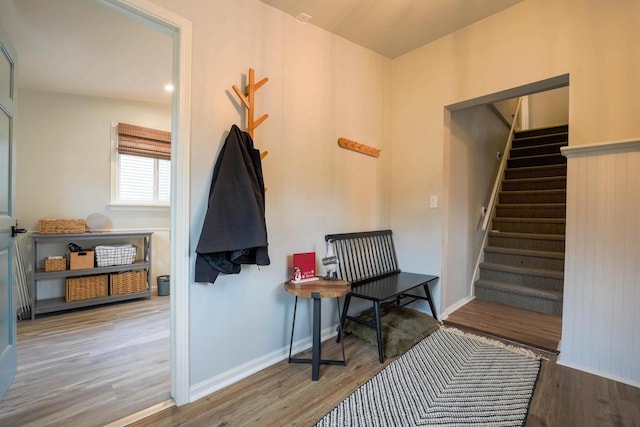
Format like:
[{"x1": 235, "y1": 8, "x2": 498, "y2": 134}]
[
  {"x1": 69, "y1": 250, "x2": 95, "y2": 270},
  {"x1": 44, "y1": 257, "x2": 66, "y2": 272},
  {"x1": 65, "y1": 275, "x2": 108, "y2": 302}
]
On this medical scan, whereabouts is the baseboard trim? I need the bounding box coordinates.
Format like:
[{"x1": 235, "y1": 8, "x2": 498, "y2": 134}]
[
  {"x1": 189, "y1": 324, "x2": 339, "y2": 403},
  {"x1": 105, "y1": 399, "x2": 175, "y2": 427},
  {"x1": 556, "y1": 357, "x2": 640, "y2": 389},
  {"x1": 440, "y1": 296, "x2": 475, "y2": 321}
]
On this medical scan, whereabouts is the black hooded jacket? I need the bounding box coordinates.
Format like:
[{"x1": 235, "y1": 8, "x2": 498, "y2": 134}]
[{"x1": 195, "y1": 125, "x2": 270, "y2": 283}]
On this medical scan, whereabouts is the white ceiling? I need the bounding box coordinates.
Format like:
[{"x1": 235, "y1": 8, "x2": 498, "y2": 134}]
[
  {"x1": 0, "y1": 0, "x2": 523, "y2": 104},
  {"x1": 258, "y1": 0, "x2": 524, "y2": 58},
  {"x1": 0, "y1": 0, "x2": 173, "y2": 105}
]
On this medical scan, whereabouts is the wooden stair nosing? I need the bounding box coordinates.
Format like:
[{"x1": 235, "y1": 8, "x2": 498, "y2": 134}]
[
  {"x1": 508, "y1": 152, "x2": 566, "y2": 162},
  {"x1": 499, "y1": 189, "x2": 566, "y2": 196},
  {"x1": 505, "y1": 165, "x2": 567, "y2": 177},
  {"x1": 496, "y1": 202, "x2": 566, "y2": 209},
  {"x1": 480, "y1": 261, "x2": 564, "y2": 280},
  {"x1": 514, "y1": 124, "x2": 569, "y2": 139},
  {"x1": 515, "y1": 123, "x2": 568, "y2": 133},
  {"x1": 510, "y1": 141, "x2": 568, "y2": 155},
  {"x1": 484, "y1": 246, "x2": 565, "y2": 260},
  {"x1": 475, "y1": 279, "x2": 563, "y2": 301},
  {"x1": 511, "y1": 135, "x2": 568, "y2": 149},
  {"x1": 502, "y1": 176, "x2": 567, "y2": 185},
  {"x1": 488, "y1": 230, "x2": 566, "y2": 241},
  {"x1": 492, "y1": 217, "x2": 566, "y2": 225}
]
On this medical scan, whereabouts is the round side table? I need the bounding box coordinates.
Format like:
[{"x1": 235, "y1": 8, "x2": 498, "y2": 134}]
[{"x1": 284, "y1": 279, "x2": 350, "y2": 381}]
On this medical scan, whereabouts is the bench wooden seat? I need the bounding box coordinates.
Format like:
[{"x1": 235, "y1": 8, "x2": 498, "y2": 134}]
[{"x1": 325, "y1": 230, "x2": 439, "y2": 363}]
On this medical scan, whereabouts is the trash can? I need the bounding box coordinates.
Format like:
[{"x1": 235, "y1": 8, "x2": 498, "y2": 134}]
[{"x1": 157, "y1": 275, "x2": 170, "y2": 296}]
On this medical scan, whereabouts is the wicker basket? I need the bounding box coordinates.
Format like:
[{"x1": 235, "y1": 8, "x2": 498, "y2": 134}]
[
  {"x1": 66, "y1": 275, "x2": 108, "y2": 302},
  {"x1": 39, "y1": 219, "x2": 86, "y2": 234},
  {"x1": 109, "y1": 270, "x2": 148, "y2": 296},
  {"x1": 44, "y1": 257, "x2": 66, "y2": 272}
]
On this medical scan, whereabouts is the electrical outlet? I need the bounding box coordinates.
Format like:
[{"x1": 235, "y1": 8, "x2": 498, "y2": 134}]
[{"x1": 429, "y1": 195, "x2": 438, "y2": 208}]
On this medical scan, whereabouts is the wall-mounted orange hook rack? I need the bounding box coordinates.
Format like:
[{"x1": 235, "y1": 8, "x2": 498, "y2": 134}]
[
  {"x1": 338, "y1": 137, "x2": 381, "y2": 158},
  {"x1": 232, "y1": 68, "x2": 269, "y2": 159}
]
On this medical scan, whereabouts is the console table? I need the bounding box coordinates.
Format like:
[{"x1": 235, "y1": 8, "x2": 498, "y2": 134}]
[{"x1": 30, "y1": 231, "x2": 152, "y2": 319}]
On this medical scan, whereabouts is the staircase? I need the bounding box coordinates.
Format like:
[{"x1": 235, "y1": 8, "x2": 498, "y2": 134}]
[{"x1": 475, "y1": 124, "x2": 568, "y2": 315}]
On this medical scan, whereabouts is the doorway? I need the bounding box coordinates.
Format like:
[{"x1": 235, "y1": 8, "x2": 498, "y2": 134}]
[
  {"x1": 0, "y1": 0, "x2": 191, "y2": 422},
  {"x1": 441, "y1": 75, "x2": 569, "y2": 351}
]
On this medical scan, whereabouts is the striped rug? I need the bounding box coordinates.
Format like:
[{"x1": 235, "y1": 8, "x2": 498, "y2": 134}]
[{"x1": 315, "y1": 327, "x2": 540, "y2": 427}]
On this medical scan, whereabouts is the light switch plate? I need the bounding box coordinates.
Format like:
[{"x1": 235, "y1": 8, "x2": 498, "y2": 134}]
[{"x1": 430, "y1": 195, "x2": 438, "y2": 208}]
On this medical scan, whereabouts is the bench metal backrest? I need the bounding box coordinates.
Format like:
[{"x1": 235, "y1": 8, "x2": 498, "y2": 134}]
[{"x1": 325, "y1": 230, "x2": 400, "y2": 285}]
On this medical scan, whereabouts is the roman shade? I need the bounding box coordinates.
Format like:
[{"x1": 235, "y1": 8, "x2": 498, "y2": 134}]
[{"x1": 117, "y1": 122, "x2": 171, "y2": 160}]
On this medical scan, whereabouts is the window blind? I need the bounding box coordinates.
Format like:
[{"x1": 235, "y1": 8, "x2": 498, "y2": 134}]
[{"x1": 117, "y1": 122, "x2": 171, "y2": 160}]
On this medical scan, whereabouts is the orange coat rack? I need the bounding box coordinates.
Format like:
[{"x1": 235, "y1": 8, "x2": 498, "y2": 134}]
[{"x1": 232, "y1": 68, "x2": 269, "y2": 160}]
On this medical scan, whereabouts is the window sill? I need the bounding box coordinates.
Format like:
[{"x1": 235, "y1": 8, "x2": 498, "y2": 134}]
[{"x1": 108, "y1": 202, "x2": 170, "y2": 211}]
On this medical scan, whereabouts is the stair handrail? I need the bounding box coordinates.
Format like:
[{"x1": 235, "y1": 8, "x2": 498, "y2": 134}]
[{"x1": 481, "y1": 97, "x2": 523, "y2": 232}]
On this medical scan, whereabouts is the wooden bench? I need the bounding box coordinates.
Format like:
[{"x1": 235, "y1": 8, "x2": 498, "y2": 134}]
[{"x1": 325, "y1": 230, "x2": 439, "y2": 363}]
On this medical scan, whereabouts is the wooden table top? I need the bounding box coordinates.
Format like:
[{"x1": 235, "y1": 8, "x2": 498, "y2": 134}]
[{"x1": 284, "y1": 279, "x2": 350, "y2": 299}]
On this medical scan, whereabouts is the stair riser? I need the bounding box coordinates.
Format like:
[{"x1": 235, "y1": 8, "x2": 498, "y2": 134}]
[
  {"x1": 505, "y1": 166, "x2": 566, "y2": 180},
  {"x1": 492, "y1": 220, "x2": 566, "y2": 235},
  {"x1": 508, "y1": 155, "x2": 566, "y2": 169},
  {"x1": 515, "y1": 125, "x2": 568, "y2": 139},
  {"x1": 480, "y1": 268, "x2": 563, "y2": 292},
  {"x1": 510, "y1": 143, "x2": 566, "y2": 158},
  {"x1": 502, "y1": 179, "x2": 566, "y2": 191},
  {"x1": 489, "y1": 235, "x2": 565, "y2": 252},
  {"x1": 496, "y1": 205, "x2": 566, "y2": 218},
  {"x1": 484, "y1": 251, "x2": 565, "y2": 272},
  {"x1": 499, "y1": 192, "x2": 566, "y2": 204},
  {"x1": 512, "y1": 132, "x2": 568, "y2": 148},
  {"x1": 475, "y1": 285, "x2": 563, "y2": 315}
]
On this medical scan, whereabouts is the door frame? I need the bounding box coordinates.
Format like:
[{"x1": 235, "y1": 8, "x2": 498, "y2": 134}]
[{"x1": 100, "y1": 0, "x2": 192, "y2": 405}]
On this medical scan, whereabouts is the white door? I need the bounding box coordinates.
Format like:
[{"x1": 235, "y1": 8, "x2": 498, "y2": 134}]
[{"x1": 0, "y1": 23, "x2": 17, "y2": 399}]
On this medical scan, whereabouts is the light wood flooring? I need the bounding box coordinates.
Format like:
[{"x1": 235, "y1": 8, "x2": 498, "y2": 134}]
[
  {"x1": 0, "y1": 294, "x2": 170, "y2": 427},
  {"x1": 443, "y1": 299, "x2": 563, "y2": 353},
  {"x1": 132, "y1": 304, "x2": 640, "y2": 427}
]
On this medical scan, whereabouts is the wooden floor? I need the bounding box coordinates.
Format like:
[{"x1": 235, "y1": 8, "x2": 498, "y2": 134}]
[
  {"x1": 132, "y1": 314, "x2": 640, "y2": 426},
  {"x1": 0, "y1": 295, "x2": 170, "y2": 427},
  {"x1": 444, "y1": 299, "x2": 562, "y2": 353}
]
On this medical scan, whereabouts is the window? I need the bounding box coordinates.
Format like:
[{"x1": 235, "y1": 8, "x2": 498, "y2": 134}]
[{"x1": 112, "y1": 122, "x2": 171, "y2": 206}]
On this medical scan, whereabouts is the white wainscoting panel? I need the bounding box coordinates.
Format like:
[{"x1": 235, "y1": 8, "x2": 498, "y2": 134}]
[{"x1": 560, "y1": 139, "x2": 640, "y2": 387}]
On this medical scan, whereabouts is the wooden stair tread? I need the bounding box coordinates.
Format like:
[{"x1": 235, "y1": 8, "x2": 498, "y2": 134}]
[
  {"x1": 475, "y1": 279, "x2": 563, "y2": 300},
  {"x1": 492, "y1": 217, "x2": 566, "y2": 224},
  {"x1": 503, "y1": 176, "x2": 566, "y2": 183},
  {"x1": 496, "y1": 202, "x2": 566, "y2": 208},
  {"x1": 499, "y1": 189, "x2": 566, "y2": 195},
  {"x1": 480, "y1": 262, "x2": 564, "y2": 279},
  {"x1": 505, "y1": 164, "x2": 566, "y2": 172},
  {"x1": 488, "y1": 230, "x2": 566, "y2": 240},
  {"x1": 484, "y1": 246, "x2": 565, "y2": 259},
  {"x1": 511, "y1": 141, "x2": 567, "y2": 151}
]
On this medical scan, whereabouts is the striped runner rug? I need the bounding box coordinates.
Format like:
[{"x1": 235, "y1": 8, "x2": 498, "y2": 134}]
[{"x1": 315, "y1": 327, "x2": 540, "y2": 427}]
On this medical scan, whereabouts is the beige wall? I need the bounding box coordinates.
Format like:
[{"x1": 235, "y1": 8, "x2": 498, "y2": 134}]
[
  {"x1": 392, "y1": 0, "x2": 640, "y2": 384},
  {"x1": 16, "y1": 89, "x2": 171, "y2": 293},
  {"x1": 150, "y1": 0, "x2": 392, "y2": 389},
  {"x1": 527, "y1": 86, "x2": 569, "y2": 129}
]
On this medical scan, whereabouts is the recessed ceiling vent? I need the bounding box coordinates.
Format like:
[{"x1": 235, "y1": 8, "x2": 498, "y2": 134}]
[{"x1": 296, "y1": 12, "x2": 312, "y2": 23}]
